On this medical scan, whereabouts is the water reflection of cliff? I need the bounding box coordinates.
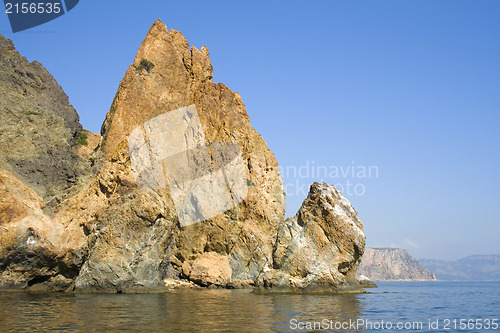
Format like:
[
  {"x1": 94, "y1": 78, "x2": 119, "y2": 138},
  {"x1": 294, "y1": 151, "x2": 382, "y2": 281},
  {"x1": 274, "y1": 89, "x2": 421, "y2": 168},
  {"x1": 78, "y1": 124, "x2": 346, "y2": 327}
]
[{"x1": 0, "y1": 290, "x2": 362, "y2": 332}]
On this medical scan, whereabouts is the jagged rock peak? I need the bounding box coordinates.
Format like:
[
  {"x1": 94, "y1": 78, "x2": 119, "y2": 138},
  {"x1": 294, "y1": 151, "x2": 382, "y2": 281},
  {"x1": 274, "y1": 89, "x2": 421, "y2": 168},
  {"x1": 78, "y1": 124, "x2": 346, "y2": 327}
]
[
  {"x1": 100, "y1": 19, "x2": 214, "y2": 156},
  {"x1": 135, "y1": 19, "x2": 213, "y2": 80},
  {"x1": 73, "y1": 20, "x2": 286, "y2": 291},
  {"x1": 0, "y1": 22, "x2": 368, "y2": 294}
]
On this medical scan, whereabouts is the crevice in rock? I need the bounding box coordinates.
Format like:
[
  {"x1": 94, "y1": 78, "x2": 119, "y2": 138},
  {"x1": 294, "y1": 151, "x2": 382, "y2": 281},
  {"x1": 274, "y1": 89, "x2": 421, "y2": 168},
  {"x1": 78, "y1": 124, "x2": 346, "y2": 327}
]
[
  {"x1": 27, "y1": 275, "x2": 51, "y2": 287},
  {"x1": 338, "y1": 261, "x2": 350, "y2": 275}
]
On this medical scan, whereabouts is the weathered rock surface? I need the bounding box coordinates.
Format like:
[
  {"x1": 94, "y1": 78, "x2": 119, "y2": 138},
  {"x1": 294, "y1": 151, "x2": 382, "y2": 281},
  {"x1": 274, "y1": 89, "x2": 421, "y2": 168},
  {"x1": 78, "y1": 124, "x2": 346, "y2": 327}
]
[
  {"x1": 69, "y1": 19, "x2": 287, "y2": 292},
  {"x1": 257, "y1": 182, "x2": 365, "y2": 292},
  {"x1": 185, "y1": 252, "x2": 232, "y2": 287},
  {"x1": 0, "y1": 35, "x2": 96, "y2": 290},
  {"x1": 0, "y1": 169, "x2": 82, "y2": 290},
  {"x1": 0, "y1": 21, "x2": 367, "y2": 293},
  {"x1": 0, "y1": 35, "x2": 95, "y2": 207},
  {"x1": 356, "y1": 248, "x2": 436, "y2": 281}
]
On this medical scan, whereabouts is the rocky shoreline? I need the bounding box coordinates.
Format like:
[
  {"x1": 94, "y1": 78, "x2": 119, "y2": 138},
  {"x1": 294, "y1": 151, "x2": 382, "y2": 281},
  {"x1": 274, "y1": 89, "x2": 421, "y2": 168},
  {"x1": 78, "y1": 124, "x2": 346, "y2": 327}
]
[{"x1": 0, "y1": 20, "x2": 366, "y2": 293}]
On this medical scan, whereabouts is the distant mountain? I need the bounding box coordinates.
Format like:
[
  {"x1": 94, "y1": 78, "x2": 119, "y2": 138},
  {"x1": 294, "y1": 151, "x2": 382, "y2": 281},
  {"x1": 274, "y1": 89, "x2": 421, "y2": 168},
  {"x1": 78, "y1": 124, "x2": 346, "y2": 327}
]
[
  {"x1": 420, "y1": 255, "x2": 500, "y2": 281},
  {"x1": 356, "y1": 248, "x2": 436, "y2": 281}
]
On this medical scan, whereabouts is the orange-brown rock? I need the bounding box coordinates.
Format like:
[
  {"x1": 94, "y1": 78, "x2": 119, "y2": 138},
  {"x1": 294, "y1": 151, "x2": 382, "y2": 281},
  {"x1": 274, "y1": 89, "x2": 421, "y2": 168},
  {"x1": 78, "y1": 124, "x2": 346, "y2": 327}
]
[
  {"x1": 58, "y1": 20, "x2": 286, "y2": 292},
  {"x1": 0, "y1": 34, "x2": 93, "y2": 206},
  {"x1": 187, "y1": 252, "x2": 232, "y2": 287},
  {"x1": 0, "y1": 169, "x2": 81, "y2": 290}
]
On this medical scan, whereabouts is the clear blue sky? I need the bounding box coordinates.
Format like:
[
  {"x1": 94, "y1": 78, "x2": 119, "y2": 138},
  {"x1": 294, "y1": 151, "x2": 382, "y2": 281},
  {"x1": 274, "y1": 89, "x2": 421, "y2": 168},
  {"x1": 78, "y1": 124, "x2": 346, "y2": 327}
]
[{"x1": 1, "y1": 1, "x2": 499, "y2": 260}]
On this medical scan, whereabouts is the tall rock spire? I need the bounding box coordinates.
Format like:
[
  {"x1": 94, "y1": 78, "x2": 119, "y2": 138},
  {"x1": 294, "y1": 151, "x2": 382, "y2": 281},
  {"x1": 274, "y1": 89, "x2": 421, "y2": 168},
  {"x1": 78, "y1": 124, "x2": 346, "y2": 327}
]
[{"x1": 100, "y1": 19, "x2": 213, "y2": 156}]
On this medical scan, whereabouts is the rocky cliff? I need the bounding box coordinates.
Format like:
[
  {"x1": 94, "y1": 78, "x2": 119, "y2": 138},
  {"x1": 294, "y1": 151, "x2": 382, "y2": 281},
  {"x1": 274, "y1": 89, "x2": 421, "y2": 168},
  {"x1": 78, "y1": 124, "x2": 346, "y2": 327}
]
[
  {"x1": 356, "y1": 248, "x2": 436, "y2": 281},
  {"x1": 420, "y1": 255, "x2": 500, "y2": 281},
  {"x1": 0, "y1": 35, "x2": 96, "y2": 208},
  {"x1": 0, "y1": 20, "x2": 366, "y2": 293},
  {"x1": 0, "y1": 34, "x2": 99, "y2": 290}
]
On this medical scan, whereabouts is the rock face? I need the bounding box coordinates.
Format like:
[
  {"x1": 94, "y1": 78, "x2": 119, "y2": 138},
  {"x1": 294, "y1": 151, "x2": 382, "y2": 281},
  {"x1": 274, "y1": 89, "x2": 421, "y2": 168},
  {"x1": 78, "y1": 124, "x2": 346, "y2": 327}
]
[
  {"x1": 70, "y1": 19, "x2": 286, "y2": 292},
  {"x1": 420, "y1": 255, "x2": 500, "y2": 281},
  {"x1": 0, "y1": 21, "x2": 366, "y2": 293},
  {"x1": 0, "y1": 169, "x2": 81, "y2": 290},
  {"x1": 0, "y1": 35, "x2": 94, "y2": 207},
  {"x1": 356, "y1": 248, "x2": 436, "y2": 281},
  {"x1": 0, "y1": 35, "x2": 96, "y2": 290},
  {"x1": 258, "y1": 182, "x2": 365, "y2": 292}
]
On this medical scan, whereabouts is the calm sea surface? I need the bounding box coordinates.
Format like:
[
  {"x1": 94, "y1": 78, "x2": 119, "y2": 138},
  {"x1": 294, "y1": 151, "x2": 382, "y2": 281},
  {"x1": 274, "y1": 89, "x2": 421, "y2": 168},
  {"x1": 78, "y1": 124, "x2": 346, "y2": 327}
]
[{"x1": 0, "y1": 281, "x2": 498, "y2": 332}]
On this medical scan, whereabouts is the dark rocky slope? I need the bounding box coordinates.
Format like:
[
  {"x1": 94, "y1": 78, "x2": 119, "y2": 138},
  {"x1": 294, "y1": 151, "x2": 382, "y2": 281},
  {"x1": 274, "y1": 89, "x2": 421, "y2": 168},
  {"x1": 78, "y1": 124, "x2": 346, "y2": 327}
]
[{"x1": 0, "y1": 35, "x2": 96, "y2": 208}]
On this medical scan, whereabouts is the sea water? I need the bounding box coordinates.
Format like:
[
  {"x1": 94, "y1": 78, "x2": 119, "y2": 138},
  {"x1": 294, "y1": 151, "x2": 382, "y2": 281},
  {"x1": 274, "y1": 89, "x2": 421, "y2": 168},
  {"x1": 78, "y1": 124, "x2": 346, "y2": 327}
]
[{"x1": 0, "y1": 281, "x2": 498, "y2": 332}]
